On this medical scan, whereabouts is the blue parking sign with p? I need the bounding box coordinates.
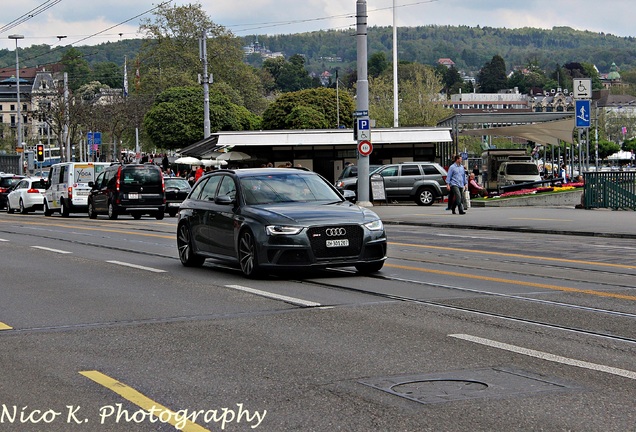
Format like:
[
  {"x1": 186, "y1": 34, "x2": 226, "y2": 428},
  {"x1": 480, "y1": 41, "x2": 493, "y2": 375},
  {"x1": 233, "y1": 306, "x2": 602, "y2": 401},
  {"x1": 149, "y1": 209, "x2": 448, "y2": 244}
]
[{"x1": 358, "y1": 119, "x2": 369, "y2": 130}]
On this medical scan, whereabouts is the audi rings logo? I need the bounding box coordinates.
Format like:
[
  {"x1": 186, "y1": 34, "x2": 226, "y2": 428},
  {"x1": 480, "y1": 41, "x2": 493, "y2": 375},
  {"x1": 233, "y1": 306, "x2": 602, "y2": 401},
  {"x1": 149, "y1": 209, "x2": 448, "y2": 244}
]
[{"x1": 325, "y1": 227, "x2": 346, "y2": 237}]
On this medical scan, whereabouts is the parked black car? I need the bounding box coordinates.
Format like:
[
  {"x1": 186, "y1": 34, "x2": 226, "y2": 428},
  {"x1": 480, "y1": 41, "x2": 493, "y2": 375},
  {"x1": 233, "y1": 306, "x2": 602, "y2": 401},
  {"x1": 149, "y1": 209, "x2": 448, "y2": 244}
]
[
  {"x1": 0, "y1": 174, "x2": 24, "y2": 209},
  {"x1": 164, "y1": 176, "x2": 191, "y2": 217},
  {"x1": 177, "y1": 168, "x2": 387, "y2": 278},
  {"x1": 88, "y1": 164, "x2": 165, "y2": 220}
]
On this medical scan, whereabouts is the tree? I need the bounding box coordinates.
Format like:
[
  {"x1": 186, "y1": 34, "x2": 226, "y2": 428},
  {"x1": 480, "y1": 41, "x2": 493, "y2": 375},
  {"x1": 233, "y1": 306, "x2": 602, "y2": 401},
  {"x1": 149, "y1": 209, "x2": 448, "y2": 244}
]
[
  {"x1": 143, "y1": 86, "x2": 259, "y2": 150},
  {"x1": 477, "y1": 55, "x2": 508, "y2": 93},
  {"x1": 369, "y1": 63, "x2": 453, "y2": 127},
  {"x1": 60, "y1": 48, "x2": 92, "y2": 91},
  {"x1": 263, "y1": 54, "x2": 314, "y2": 93},
  {"x1": 597, "y1": 139, "x2": 621, "y2": 159},
  {"x1": 137, "y1": 3, "x2": 266, "y2": 113},
  {"x1": 261, "y1": 87, "x2": 354, "y2": 130},
  {"x1": 92, "y1": 62, "x2": 123, "y2": 89},
  {"x1": 368, "y1": 52, "x2": 389, "y2": 78}
]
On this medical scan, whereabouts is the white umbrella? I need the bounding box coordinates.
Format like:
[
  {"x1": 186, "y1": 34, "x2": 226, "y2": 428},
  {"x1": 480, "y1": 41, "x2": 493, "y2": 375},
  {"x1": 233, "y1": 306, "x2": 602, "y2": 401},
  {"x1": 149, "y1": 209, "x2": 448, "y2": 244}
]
[
  {"x1": 174, "y1": 156, "x2": 201, "y2": 165},
  {"x1": 217, "y1": 151, "x2": 251, "y2": 161},
  {"x1": 201, "y1": 158, "x2": 228, "y2": 167}
]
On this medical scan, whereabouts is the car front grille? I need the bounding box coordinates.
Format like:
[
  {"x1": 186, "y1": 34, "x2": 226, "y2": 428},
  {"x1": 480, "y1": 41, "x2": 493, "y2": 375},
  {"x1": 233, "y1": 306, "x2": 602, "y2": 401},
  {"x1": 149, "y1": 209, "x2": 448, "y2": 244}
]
[{"x1": 307, "y1": 225, "x2": 363, "y2": 259}]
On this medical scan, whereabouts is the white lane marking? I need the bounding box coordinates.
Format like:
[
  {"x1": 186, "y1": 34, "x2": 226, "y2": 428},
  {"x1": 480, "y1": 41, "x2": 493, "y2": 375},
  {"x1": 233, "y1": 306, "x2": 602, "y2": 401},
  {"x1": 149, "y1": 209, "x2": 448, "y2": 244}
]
[
  {"x1": 31, "y1": 246, "x2": 72, "y2": 254},
  {"x1": 449, "y1": 334, "x2": 636, "y2": 380},
  {"x1": 225, "y1": 285, "x2": 321, "y2": 307},
  {"x1": 0, "y1": 239, "x2": 9, "y2": 242},
  {"x1": 106, "y1": 260, "x2": 167, "y2": 273}
]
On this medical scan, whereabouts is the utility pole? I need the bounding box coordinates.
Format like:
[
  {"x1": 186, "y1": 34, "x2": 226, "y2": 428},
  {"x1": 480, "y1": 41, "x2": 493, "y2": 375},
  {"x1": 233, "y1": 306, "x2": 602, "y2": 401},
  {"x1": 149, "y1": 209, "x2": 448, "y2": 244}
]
[
  {"x1": 355, "y1": 0, "x2": 371, "y2": 206},
  {"x1": 200, "y1": 30, "x2": 211, "y2": 139},
  {"x1": 64, "y1": 72, "x2": 70, "y2": 162}
]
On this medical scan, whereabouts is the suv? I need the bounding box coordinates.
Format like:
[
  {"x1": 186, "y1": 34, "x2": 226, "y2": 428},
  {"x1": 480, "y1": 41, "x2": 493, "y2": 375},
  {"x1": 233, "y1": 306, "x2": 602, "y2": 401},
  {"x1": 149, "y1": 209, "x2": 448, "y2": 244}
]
[
  {"x1": 87, "y1": 164, "x2": 165, "y2": 220},
  {"x1": 335, "y1": 162, "x2": 448, "y2": 206},
  {"x1": 497, "y1": 161, "x2": 542, "y2": 191}
]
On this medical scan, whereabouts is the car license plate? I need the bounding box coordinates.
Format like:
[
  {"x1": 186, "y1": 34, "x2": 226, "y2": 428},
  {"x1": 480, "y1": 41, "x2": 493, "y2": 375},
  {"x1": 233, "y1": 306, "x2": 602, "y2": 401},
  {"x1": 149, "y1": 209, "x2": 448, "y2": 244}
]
[
  {"x1": 168, "y1": 202, "x2": 180, "y2": 207},
  {"x1": 76, "y1": 190, "x2": 89, "y2": 196},
  {"x1": 128, "y1": 193, "x2": 139, "y2": 199},
  {"x1": 326, "y1": 239, "x2": 349, "y2": 248}
]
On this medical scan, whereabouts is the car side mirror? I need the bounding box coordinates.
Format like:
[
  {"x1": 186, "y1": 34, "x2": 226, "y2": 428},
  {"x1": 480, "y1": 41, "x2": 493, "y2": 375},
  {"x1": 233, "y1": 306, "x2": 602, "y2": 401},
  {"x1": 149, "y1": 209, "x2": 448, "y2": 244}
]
[
  {"x1": 214, "y1": 194, "x2": 234, "y2": 205},
  {"x1": 342, "y1": 189, "x2": 356, "y2": 202},
  {"x1": 88, "y1": 181, "x2": 94, "y2": 188}
]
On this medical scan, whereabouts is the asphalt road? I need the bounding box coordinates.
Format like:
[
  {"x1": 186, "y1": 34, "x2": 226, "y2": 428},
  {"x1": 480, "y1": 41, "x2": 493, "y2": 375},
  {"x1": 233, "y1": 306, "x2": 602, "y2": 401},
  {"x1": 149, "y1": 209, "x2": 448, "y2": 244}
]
[{"x1": 0, "y1": 208, "x2": 634, "y2": 432}]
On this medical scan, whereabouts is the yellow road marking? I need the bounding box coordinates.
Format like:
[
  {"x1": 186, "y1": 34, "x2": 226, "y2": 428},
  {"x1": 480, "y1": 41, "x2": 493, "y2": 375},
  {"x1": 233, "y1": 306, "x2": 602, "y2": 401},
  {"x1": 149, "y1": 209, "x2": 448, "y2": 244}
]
[
  {"x1": 0, "y1": 322, "x2": 13, "y2": 330},
  {"x1": 386, "y1": 263, "x2": 636, "y2": 301},
  {"x1": 389, "y1": 241, "x2": 636, "y2": 270},
  {"x1": 0, "y1": 220, "x2": 173, "y2": 239},
  {"x1": 79, "y1": 370, "x2": 210, "y2": 432}
]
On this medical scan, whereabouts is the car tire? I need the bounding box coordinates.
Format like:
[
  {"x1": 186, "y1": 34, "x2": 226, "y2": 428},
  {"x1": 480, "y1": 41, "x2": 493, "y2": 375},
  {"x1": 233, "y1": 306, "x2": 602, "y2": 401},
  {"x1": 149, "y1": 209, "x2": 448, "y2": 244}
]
[
  {"x1": 19, "y1": 199, "x2": 28, "y2": 214},
  {"x1": 155, "y1": 211, "x2": 164, "y2": 220},
  {"x1": 107, "y1": 202, "x2": 118, "y2": 220},
  {"x1": 355, "y1": 261, "x2": 384, "y2": 274},
  {"x1": 44, "y1": 201, "x2": 53, "y2": 216},
  {"x1": 168, "y1": 210, "x2": 177, "y2": 217},
  {"x1": 60, "y1": 199, "x2": 70, "y2": 217},
  {"x1": 238, "y1": 229, "x2": 262, "y2": 278},
  {"x1": 6, "y1": 201, "x2": 14, "y2": 214},
  {"x1": 415, "y1": 187, "x2": 435, "y2": 206},
  {"x1": 132, "y1": 213, "x2": 142, "y2": 220},
  {"x1": 88, "y1": 201, "x2": 97, "y2": 219},
  {"x1": 177, "y1": 223, "x2": 205, "y2": 267}
]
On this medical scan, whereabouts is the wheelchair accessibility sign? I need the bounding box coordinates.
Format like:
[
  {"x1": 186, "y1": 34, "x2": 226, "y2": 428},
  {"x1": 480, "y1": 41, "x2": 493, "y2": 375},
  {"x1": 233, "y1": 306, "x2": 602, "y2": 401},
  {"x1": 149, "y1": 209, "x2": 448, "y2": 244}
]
[
  {"x1": 357, "y1": 118, "x2": 370, "y2": 140},
  {"x1": 575, "y1": 100, "x2": 591, "y2": 128}
]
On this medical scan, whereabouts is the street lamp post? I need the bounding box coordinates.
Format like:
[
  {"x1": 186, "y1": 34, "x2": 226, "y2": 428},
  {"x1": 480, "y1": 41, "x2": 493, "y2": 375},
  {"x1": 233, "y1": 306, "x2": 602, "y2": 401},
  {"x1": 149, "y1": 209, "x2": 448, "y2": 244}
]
[{"x1": 9, "y1": 34, "x2": 25, "y2": 173}]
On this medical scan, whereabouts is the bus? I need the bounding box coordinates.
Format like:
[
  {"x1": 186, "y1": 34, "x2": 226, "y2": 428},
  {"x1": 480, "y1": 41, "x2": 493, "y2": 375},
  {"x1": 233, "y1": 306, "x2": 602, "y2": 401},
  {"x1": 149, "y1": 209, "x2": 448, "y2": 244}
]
[{"x1": 41, "y1": 147, "x2": 62, "y2": 167}]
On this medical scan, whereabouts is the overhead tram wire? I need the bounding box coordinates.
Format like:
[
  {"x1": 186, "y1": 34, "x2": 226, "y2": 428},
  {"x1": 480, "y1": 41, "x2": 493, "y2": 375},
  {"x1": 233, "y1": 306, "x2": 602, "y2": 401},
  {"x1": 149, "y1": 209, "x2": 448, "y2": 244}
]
[
  {"x1": 0, "y1": 0, "x2": 62, "y2": 34},
  {"x1": 227, "y1": 0, "x2": 442, "y2": 34},
  {"x1": 10, "y1": 1, "x2": 171, "y2": 69}
]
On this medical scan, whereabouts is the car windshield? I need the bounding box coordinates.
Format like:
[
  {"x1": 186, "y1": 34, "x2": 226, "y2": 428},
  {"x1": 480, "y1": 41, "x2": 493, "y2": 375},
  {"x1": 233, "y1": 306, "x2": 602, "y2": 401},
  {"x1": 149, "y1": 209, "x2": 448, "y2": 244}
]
[
  {"x1": 165, "y1": 178, "x2": 190, "y2": 189},
  {"x1": 507, "y1": 164, "x2": 539, "y2": 175},
  {"x1": 31, "y1": 180, "x2": 47, "y2": 189},
  {"x1": 241, "y1": 173, "x2": 342, "y2": 205}
]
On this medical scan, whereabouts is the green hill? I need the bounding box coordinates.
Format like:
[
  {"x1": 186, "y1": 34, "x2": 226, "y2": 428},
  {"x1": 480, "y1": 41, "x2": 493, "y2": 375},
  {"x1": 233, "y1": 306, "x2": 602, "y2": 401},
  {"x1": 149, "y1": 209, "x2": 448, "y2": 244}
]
[{"x1": 2, "y1": 25, "x2": 634, "y2": 78}]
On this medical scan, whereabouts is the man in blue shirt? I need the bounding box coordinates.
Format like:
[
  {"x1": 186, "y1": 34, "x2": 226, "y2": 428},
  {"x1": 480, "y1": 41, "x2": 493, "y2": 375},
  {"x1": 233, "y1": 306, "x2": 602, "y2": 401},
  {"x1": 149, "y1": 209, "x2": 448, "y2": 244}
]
[{"x1": 446, "y1": 154, "x2": 468, "y2": 215}]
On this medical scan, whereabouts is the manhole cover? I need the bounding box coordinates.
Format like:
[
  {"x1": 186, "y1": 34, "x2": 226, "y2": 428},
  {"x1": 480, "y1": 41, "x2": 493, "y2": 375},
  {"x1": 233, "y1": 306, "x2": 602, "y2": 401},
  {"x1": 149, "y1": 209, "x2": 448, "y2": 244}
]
[{"x1": 359, "y1": 367, "x2": 577, "y2": 405}]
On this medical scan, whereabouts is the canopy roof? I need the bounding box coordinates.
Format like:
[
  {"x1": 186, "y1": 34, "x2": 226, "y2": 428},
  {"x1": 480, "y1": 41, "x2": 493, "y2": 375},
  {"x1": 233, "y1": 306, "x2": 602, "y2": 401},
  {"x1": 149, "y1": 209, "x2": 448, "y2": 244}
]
[{"x1": 462, "y1": 117, "x2": 575, "y2": 145}]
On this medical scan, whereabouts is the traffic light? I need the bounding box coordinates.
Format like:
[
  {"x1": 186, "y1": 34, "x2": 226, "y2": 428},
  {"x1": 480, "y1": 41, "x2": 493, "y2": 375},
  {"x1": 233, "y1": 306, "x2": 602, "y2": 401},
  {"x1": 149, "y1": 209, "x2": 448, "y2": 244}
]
[{"x1": 36, "y1": 144, "x2": 44, "y2": 162}]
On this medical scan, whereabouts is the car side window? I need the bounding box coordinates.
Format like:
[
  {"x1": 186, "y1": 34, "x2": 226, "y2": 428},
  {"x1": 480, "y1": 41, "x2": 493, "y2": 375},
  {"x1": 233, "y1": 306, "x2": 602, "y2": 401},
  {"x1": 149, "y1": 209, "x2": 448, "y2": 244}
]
[
  {"x1": 379, "y1": 166, "x2": 398, "y2": 177},
  {"x1": 422, "y1": 166, "x2": 439, "y2": 175},
  {"x1": 401, "y1": 165, "x2": 421, "y2": 176},
  {"x1": 199, "y1": 176, "x2": 221, "y2": 201},
  {"x1": 93, "y1": 172, "x2": 104, "y2": 188},
  {"x1": 217, "y1": 176, "x2": 236, "y2": 199}
]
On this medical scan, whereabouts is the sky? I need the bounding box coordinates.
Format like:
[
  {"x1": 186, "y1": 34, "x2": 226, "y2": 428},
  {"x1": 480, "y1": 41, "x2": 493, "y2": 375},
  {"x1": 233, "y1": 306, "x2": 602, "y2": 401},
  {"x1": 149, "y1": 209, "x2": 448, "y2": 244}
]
[{"x1": 2, "y1": 0, "x2": 636, "y2": 52}]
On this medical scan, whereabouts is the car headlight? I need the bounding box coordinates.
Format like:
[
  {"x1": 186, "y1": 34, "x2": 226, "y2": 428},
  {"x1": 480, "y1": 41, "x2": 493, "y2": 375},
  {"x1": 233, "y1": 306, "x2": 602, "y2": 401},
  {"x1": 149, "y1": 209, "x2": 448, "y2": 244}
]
[
  {"x1": 364, "y1": 219, "x2": 384, "y2": 231},
  {"x1": 266, "y1": 225, "x2": 303, "y2": 236},
  {"x1": 335, "y1": 181, "x2": 344, "y2": 188}
]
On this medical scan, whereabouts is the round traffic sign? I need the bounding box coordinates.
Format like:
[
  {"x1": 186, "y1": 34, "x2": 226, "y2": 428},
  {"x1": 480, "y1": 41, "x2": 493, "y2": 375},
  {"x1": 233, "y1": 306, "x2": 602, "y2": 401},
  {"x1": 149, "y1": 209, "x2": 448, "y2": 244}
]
[{"x1": 358, "y1": 140, "x2": 373, "y2": 156}]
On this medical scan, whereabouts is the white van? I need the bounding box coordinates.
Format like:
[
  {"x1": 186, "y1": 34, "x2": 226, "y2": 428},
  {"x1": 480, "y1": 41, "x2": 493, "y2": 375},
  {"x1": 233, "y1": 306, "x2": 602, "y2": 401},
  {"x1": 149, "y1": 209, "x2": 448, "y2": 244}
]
[
  {"x1": 44, "y1": 162, "x2": 110, "y2": 216},
  {"x1": 497, "y1": 161, "x2": 542, "y2": 191}
]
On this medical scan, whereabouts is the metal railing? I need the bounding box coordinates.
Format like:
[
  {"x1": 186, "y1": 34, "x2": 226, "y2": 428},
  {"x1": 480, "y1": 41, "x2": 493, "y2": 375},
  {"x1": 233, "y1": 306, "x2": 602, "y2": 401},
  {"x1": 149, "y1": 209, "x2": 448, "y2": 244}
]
[{"x1": 584, "y1": 171, "x2": 636, "y2": 210}]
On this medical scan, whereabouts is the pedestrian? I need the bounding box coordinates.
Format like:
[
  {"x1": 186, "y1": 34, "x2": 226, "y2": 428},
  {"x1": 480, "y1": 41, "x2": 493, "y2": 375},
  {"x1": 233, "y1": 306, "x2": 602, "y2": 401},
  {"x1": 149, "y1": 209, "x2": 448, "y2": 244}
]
[
  {"x1": 194, "y1": 164, "x2": 205, "y2": 181},
  {"x1": 468, "y1": 172, "x2": 488, "y2": 197},
  {"x1": 560, "y1": 163, "x2": 568, "y2": 184},
  {"x1": 446, "y1": 154, "x2": 468, "y2": 215}
]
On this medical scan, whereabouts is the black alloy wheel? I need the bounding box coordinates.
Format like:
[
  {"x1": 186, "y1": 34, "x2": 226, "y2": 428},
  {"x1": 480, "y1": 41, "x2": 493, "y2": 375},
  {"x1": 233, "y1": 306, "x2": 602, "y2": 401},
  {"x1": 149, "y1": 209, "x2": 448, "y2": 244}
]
[
  {"x1": 177, "y1": 223, "x2": 205, "y2": 267},
  {"x1": 238, "y1": 229, "x2": 262, "y2": 278}
]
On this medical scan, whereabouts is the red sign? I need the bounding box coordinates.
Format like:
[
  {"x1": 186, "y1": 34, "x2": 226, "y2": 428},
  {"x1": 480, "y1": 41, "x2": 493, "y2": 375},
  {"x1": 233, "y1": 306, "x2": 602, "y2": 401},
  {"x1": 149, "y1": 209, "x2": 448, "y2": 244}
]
[{"x1": 358, "y1": 140, "x2": 373, "y2": 156}]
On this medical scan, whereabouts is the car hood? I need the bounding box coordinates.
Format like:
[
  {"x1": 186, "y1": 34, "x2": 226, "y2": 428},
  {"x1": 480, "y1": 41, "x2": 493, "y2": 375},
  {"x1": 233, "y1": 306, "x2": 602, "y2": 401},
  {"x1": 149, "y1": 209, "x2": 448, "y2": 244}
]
[{"x1": 245, "y1": 201, "x2": 380, "y2": 225}]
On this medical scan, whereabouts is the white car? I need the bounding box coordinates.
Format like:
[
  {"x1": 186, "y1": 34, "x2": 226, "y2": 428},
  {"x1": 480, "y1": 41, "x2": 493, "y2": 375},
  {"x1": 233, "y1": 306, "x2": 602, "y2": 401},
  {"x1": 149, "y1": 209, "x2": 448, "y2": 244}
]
[{"x1": 6, "y1": 177, "x2": 47, "y2": 214}]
